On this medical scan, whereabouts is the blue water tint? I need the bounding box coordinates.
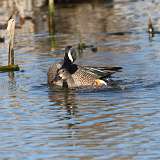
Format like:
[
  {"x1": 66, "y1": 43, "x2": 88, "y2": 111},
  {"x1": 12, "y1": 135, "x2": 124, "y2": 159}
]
[{"x1": 1, "y1": 0, "x2": 160, "y2": 159}]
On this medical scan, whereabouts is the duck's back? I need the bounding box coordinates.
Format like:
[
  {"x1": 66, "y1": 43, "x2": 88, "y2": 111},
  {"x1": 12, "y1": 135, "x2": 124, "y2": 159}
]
[{"x1": 71, "y1": 66, "x2": 98, "y2": 87}]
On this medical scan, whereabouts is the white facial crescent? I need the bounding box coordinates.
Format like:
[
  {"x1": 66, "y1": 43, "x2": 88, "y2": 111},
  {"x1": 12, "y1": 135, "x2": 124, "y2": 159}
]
[{"x1": 68, "y1": 49, "x2": 73, "y2": 62}]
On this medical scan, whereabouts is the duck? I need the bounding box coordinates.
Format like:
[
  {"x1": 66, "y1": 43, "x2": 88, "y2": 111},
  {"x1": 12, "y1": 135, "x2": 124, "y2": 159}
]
[
  {"x1": 48, "y1": 46, "x2": 122, "y2": 88},
  {"x1": 53, "y1": 67, "x2": 109, "y2": 88}
]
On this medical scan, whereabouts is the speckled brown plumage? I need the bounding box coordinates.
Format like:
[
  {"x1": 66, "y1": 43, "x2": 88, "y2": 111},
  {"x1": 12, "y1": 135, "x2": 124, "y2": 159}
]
[
  {"x1": 47, "y1": 62, "x2": 63, "y2": 86},
  {"x1": 71, "y1": 66, "x2": 98, "y2": 87},
  {"x1": 47, "y1": 46, "x2": 122, "y2": 88}
]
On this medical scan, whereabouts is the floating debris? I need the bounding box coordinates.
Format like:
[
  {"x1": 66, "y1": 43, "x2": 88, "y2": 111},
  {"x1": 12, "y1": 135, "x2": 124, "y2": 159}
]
[
  {"x1": 78, "y1": 42, "x2": 97, "y2": 53},
  {"x1": 0, "y1": 65, "x2": 19, "y2": 72},
  {"x1": 148, "y1": 17, "x2": 154, "y2": 37},
  {"x1": 0, "y1": 37, "x2": 5, "y2": 43}
]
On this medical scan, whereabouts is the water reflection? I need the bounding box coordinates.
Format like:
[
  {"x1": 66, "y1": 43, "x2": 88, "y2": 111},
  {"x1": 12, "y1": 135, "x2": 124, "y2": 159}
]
[
  {"x1": 1, "y1": 0, "x2": 138, "y2": 49},
  {"x1": 54, "y1": 0, "x2": 134, "y2": 44},
  {"x1": 48, "y1": 87, "x2": 78, "y2": 116},
  {"x1": 0, "y1": 0, "x2": 160, "y2": 159},
  {"x1": 48, "y1": 86, "x2": 149, "y2": 160}
]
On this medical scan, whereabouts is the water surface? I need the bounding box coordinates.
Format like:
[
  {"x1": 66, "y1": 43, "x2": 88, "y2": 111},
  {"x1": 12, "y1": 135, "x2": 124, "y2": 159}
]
[{"x1": 0, "y1": 0, "x2": 160, "y2": 159}]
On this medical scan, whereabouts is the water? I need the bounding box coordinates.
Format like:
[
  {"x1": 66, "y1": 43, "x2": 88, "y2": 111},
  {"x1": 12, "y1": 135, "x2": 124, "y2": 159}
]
[{"x1": 1, "y1": 0, "x2": 160, "y2": 159}]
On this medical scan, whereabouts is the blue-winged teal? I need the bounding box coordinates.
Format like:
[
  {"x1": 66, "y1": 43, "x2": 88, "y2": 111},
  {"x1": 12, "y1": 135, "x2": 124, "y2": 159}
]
[
  {"x1": 48, "y1": 46, "x2": 122, "y2": 88},
  {"x1": 53, "y1": 67, "x2": 108, "y2": 88}
]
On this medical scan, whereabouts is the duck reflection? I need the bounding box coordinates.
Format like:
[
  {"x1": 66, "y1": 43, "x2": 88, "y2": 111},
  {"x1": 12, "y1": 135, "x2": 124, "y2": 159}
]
[{"x1": 48, "y1": 86, "x2": 78, "y2": 116}]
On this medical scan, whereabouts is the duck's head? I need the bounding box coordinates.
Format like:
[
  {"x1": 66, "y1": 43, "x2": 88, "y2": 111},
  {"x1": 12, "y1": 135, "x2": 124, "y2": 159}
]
[
  {"x1": 53, "y1": 68, "x2": 70, "y2": 82},
  {"x1": 64, "y1": 46, "x2": 77, "y2": 64}
]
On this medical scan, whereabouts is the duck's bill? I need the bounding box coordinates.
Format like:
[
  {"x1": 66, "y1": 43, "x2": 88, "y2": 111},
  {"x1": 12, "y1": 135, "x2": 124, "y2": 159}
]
[{"x1": 52, "y1": 75, "x2": 62, "y2": 82}]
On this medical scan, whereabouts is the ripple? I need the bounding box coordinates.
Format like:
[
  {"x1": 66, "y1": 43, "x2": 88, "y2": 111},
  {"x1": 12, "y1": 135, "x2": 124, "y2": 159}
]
[{"x1": 0, "y1": 0, "x2": 160, "y2": 159}]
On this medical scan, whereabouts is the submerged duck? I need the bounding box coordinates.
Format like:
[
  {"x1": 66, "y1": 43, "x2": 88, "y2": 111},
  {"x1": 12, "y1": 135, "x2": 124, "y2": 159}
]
[{"x1": 48, "y1": 46, "x2": 122, "y2": 88}]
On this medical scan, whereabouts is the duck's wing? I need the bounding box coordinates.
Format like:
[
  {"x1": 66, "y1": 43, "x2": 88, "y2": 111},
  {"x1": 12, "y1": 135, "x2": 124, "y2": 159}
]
[
  {"x1": 83, "y1": 66, "x2": 122, "y2": 71},
  {"x1": 81, "y1": 65, "x2": 122, "y2": 78}
]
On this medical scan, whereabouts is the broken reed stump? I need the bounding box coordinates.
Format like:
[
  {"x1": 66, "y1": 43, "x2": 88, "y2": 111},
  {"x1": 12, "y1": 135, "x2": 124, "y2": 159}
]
[
  {"x1": 48, "y1": 0, "x2": 56, "y2": 50},
  {"x1": 7, "y1": 19, "x2": 15, "y2": 65},
  {"x1": 0, "y1": 19, "x2": 20, "y2": 72},
  {"x1": 48, "y1": 0, "x2": 55, "y2": 33}
]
